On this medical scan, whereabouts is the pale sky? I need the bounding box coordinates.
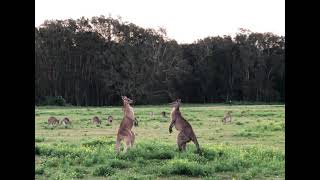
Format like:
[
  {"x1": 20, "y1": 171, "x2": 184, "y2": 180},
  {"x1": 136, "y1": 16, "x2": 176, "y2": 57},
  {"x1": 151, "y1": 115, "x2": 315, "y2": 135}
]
[{"x1": 35, "y1": 0, "x2": 285, "y2": 44}]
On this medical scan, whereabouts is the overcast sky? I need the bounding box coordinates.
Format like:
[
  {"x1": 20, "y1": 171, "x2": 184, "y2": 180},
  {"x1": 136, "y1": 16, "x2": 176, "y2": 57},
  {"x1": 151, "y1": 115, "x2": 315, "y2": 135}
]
[{"x1": 35, "y1": 0, "x2": 285, "y2": 44}]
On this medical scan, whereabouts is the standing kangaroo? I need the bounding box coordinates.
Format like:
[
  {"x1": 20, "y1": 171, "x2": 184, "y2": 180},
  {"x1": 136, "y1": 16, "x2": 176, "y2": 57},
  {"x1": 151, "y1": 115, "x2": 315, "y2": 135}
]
[
  {"x1": 115, "y1": 96, "x2": 136, "y2": 153},
  {"x1": 169, "y1": 99, "x2": 200, "y2": 153}
]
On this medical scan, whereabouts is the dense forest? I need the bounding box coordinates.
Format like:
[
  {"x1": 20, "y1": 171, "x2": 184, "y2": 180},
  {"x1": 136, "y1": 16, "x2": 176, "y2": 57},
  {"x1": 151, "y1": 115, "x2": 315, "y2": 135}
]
[{"x1": 35, "y1": 16, "x2": 285, "y2": 106}]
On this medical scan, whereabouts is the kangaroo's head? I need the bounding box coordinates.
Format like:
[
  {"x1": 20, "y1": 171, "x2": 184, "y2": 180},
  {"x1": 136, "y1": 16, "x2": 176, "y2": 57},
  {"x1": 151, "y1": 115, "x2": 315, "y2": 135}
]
[
  {"x1": 169, "y1": 99, "x2": 181, "y2": 109},
  {"x1": 121, "y1": 96, "x2": 133, "y2": 105}
]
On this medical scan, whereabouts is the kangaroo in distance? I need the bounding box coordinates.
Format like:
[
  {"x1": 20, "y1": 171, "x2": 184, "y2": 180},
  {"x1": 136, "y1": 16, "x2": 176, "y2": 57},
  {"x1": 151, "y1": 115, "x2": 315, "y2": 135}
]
[
  {"x1": 92, "y1": 116, "x2": 101, "y2": 124},
  {"x1": 222, "y1": 111, "x2": 232, "y2": 123},
  {"x1": 60, "y1": 117, "x2": 71, "y2": 126},
  {"x1": 169, "y1": 99, "x2": 200, "y2": 153},
  {"x1": 107, "y1": 115, "x2": 113, "y2": 124},
  {"x1": 48, "y1": 117, "x2": 59, "y2": 125},
  {"x1": 115, "y1": 96, "x2": 136, "y2": 153}
]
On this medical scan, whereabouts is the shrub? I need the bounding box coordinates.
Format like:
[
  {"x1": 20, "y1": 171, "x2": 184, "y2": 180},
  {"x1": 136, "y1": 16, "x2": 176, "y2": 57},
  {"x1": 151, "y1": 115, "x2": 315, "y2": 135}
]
[
  {"x1": 71, "y1": 167, "x2": 88, "y2": 178},
  {"x1": 35, "y1": 165, "x2": 44, "y2": 175},
  {"x1": 92, "y1": 165, "x2": 115, "y2": 176},
  {"x1": 108, "y1": 159, "x2": 129, "y2": 169},
  {"x1": 235, "y1": 122, "x2": 244, "y2": 125},
  {"x1": 160, "y1": 159, "x2": 211, "y2": 176},
  {"x1": 42, "y1": 96, "x2": 66, "y2": 106}
]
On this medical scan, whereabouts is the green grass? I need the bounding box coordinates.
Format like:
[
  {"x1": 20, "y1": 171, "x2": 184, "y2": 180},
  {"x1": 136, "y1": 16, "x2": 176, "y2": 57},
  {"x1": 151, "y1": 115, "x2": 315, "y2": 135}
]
[{"x1": 35, "y1": 104, "x2": 285, "y2": 179}]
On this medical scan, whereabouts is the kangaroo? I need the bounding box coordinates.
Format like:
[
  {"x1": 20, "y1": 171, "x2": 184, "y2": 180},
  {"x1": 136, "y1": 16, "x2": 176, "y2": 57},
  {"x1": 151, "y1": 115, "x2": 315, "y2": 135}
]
[
  {"x1": 222, "y1": 111, "x2": 232, "y2": 123},
  {"x1": 107, "y1": 115, "x2": 113, "y2": 124},
  {"x1": 115, "y1": 96, "x2": 136, "y2": 153},
  {"x1": 48, "y1": 116, "x2": 59, "y2": 125},
  {"x1": 169, "y1": 99, "x2": 200, "y2": 153},
  {"x1": 92, "y1": 116, "x2": 101, "y2": 124},
  {"x1": 161, "y1": 111, "x2": 167, "y2": 118},
  {"x1": 60, "y1": 117, "x2": 71, "y2": 126}
]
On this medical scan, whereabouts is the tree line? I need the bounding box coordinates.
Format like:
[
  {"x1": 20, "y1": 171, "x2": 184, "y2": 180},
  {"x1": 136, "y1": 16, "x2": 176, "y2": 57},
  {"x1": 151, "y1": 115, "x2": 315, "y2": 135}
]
[{"x1": 35, "y1": 16, "x2": 285, "y2": 106}]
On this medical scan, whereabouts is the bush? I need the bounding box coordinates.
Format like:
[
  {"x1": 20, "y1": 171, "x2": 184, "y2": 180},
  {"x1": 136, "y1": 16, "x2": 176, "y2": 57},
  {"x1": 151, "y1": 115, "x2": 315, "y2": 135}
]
[
  {"x1": 92, "y1": 165, "x2": 115, "y2": 176},
  {"x1": 71, "y1": 167, "x2": 88, "y2": 178},
  {"x1": 35, "y1": 165, "x2": 45, "y2": 175},
  {"x1": 35, "y1": 137, "x2": 45, "y2": 142},
  {"x1": 236, "y1": 122, "x2": 244, "y2": 125},
  {"x1": 42, "y1": 96, "x2": 66, "y2": 106},
  {"x1": 108, "y1": 159, "x2": 129, "y2": 169},
  {"x1": 160, "y1": 159, "x2": 210, "y2": 176},
  {"x1": 81, "y1": 138, "x2": 114, "y2": 147},
  {"x1": 109, "y1": 173, "x2": 155, "y2": 180}
]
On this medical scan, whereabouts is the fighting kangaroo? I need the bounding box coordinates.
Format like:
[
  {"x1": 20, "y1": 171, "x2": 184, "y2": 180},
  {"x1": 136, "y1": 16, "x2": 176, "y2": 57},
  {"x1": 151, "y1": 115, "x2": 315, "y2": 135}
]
[
  {"x1": 169, "y1": 99, "x2": 200, "y2": 153},
  {"x1": 115, "y1": 96, "x2": 136, "y2": 153}
]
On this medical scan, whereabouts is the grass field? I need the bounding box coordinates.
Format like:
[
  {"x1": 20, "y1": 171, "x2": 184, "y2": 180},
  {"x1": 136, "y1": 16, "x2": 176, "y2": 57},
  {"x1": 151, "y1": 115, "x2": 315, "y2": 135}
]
[{"x1": 35, "y1": 104, "x2": 285, "y2": 180}]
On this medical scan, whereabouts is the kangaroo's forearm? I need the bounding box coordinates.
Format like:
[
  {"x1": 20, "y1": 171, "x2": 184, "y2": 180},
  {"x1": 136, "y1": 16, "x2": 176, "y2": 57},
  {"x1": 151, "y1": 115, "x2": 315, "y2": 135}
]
[
  {"x1": 169, "y1": 119, "x2": 175, "y2": 128},
  {"x1": 169, "y1": 120, "x2": 175, "y2": 133},
  {"x1": 169, "y1": 122, "x2": 174, "y2": 128}
]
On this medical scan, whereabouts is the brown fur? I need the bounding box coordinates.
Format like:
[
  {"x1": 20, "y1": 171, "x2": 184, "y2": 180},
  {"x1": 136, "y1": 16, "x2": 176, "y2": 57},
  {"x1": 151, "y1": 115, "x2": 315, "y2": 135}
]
[
  {"x1": 60, "y1": 117, "x2": 71, "y2": 126},
  {"x1": 48, "y1": 116, "x2": 59, "y2": 125},
  {"x1": 169, "y1": 99, "x2": 200, "y2": 153},
  {"x1": 222, "y1": 111, "x2": 232, "y2": 123},
  {"x1": 115, "y1": 96, "x2": 136, "y2": 153},
  {"x1": 92, "y1": 116, "x2": 101, "y2": 124}
]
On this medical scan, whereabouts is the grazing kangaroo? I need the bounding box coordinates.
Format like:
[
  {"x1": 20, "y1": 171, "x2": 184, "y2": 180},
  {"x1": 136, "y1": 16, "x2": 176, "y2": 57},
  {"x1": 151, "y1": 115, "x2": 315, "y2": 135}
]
[
  {"x1": 115, "y1": 96, "x2": 136, "y2": 153},
  {"x1": 92, "y1": 116, "x2": 101, "y2": 124},
  {"x1": 169, "y1": 99, "x2": 200, "y2": 153},
  {"x1": 60, "y1": 117, "x2": 71, "y2": 126},
  {"x1": 161, "y1": 111, "x2": 167, "y2": 118},
  {"x1": 222, "y1": 111, "x2": 232, "y2": 123},
  {"x1": 107, "y1": 115, "x2": 113, "y2": 124},
  {"x1": 48, "y1": 117, "x2": 59, "y2": 125}
]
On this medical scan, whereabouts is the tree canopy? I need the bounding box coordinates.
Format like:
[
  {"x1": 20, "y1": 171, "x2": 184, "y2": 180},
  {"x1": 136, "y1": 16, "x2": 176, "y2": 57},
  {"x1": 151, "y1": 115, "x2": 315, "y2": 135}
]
[{"x1": 35, "y1": 16, "x2": 285, "y2": 105}]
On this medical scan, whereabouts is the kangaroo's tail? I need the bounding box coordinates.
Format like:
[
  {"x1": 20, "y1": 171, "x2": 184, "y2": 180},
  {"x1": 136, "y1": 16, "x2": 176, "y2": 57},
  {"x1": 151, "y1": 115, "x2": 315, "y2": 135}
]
[{"x1": 190, "y1": 132, "x2": 200, "y2": 153}]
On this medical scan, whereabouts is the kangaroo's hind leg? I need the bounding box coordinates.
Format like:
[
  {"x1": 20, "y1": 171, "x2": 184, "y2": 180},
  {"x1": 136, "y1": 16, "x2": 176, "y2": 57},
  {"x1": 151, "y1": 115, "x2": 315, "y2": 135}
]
[
  {"x1": 115, "y1": 135, "x2": 122, "y2": 153},
  {"x1": 177, "y1": 130, "x2": 190, "y2": 151}
]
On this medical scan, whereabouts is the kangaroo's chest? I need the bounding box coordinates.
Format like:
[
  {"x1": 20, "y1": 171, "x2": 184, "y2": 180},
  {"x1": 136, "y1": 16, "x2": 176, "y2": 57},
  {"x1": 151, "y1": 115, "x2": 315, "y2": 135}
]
[{"x1": 171, "y1": 115, "x2": 184, "y2": 131}]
